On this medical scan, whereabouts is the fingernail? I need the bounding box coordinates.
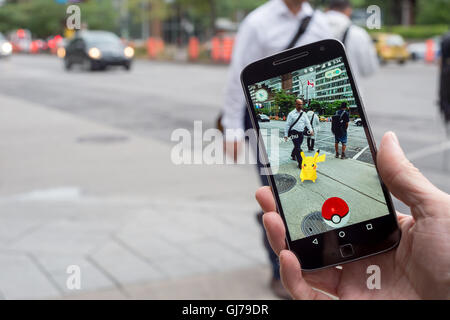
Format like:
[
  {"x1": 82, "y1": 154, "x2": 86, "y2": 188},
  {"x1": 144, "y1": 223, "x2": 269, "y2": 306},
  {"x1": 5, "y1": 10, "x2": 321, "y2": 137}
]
[{"x1": 390, "y1": 131, "x2": 399, "y2": 146}]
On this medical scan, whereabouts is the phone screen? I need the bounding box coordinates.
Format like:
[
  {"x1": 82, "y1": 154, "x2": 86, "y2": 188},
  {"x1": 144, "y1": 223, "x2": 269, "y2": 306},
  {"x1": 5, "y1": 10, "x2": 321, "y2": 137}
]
[{"x1": 248, "y1": 56, "x2": 390, "y2": 242}]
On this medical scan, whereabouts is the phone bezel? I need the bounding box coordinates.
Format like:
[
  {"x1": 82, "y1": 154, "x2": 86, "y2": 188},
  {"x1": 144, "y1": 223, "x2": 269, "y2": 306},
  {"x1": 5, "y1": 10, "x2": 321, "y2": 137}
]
[{"x1": 240, "y1": 39, "x2": 401, "y2": 270}]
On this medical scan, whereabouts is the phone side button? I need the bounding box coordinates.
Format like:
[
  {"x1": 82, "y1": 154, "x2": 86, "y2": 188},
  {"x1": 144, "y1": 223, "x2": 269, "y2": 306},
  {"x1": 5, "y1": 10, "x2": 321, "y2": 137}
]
[{"x1": 339, "y1": 244, "x2": 354, "y2": 258}]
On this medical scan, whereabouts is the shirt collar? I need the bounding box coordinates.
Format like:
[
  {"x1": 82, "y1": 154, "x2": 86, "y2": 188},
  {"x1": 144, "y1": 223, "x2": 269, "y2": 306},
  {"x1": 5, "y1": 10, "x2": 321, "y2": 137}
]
[{"x1": 274, "y1": 0, "x2": 314, "y2": 20}]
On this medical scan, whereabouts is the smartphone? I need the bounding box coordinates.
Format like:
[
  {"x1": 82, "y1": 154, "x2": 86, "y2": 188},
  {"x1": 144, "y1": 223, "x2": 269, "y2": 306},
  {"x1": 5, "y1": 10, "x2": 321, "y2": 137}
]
[{"x1": 241, "y1": 39, "x2": 401, "y2": 270}]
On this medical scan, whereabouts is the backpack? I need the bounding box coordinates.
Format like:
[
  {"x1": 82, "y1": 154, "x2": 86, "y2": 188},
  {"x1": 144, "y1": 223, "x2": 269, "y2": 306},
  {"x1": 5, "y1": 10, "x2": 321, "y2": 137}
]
[{"x1": 331, "y1": 111, "x2": 347, "y2": 136}]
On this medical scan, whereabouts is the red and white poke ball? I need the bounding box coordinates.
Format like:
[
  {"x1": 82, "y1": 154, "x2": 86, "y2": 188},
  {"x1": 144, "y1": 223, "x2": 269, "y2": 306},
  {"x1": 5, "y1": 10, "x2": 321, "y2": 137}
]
[{"x1": 321, "y1": 197, "x2": 351, "y2": 228}]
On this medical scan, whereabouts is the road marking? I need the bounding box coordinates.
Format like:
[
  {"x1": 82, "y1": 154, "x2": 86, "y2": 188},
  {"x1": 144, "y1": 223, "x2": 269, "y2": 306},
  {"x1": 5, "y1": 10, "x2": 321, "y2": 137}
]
[
  {"x1": 315, "y1": 134, "x2": 335, "y2": 143},
  {"x1": 406, "y1": 140, "x2": 450, "y2": 161},
  {"x1": 352, "y1": 145, "x2": 369, "y2": 160},
  {"x1": 13, "y1": 187, "x2": 81, "y2": 201}
]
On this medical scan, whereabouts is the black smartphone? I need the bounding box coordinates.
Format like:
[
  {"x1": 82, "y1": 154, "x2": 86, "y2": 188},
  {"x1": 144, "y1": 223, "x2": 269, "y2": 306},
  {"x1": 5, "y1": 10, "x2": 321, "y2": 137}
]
[{"x1": 241, "y1": 39, "x2": 401, "y2": 270}]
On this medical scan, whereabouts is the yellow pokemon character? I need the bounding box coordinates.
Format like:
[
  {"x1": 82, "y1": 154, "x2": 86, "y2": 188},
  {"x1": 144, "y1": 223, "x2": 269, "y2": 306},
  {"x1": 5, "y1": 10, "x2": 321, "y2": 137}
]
[{"x1": 300, "y1": 150, "x2": 326, "y2": 183}]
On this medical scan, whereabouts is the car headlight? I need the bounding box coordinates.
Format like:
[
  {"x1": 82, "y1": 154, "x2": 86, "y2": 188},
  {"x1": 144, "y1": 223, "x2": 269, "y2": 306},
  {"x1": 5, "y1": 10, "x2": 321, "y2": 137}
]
[
  {"x1": 57, "y1": 47, "x2": 66, "y2": 58},
  {"x1": 1, "y1": 42, "x2": 12, "y2": 55},
  {"x1": 124, "y1": 46, "x2": 134, "y2": 58},
  {"x1": 88, "y1": 47, "x2": 102, "y2": 59}
]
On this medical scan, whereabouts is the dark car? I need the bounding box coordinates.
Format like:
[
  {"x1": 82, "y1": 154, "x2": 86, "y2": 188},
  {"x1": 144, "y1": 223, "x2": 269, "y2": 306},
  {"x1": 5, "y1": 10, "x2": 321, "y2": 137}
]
[{"x1": 63, "y1": 31, "x2": 134, "y2": 71}]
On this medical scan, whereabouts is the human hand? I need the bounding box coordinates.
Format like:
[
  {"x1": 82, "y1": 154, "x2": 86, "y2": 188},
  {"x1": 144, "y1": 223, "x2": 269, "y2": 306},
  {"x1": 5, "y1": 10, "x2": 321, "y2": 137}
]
[
  {"x1": 256, "y1": 131, "x2": 450, "y2": 299},
  {"x1": 284, "y1": 137, "x2": 288, "y2": 142}
]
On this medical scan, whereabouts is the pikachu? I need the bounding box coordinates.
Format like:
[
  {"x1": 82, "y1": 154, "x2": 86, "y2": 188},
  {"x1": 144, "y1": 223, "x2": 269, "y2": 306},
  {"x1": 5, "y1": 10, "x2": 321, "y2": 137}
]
[{"x1": 300, "y1": 150, "x2": 326, "y2": 183}]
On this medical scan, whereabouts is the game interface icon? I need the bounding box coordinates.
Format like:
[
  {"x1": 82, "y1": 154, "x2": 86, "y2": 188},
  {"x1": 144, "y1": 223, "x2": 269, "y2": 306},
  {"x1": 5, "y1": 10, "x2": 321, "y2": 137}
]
[{"x1": 321, "y1": 197, "x2": 351, "y2": 228}]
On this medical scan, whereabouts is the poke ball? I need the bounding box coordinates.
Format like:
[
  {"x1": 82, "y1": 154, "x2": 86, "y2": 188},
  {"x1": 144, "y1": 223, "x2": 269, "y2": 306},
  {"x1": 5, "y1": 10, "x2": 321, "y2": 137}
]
[{"x1": 321, "y1": 197, "x2": 350, "y2": 228}]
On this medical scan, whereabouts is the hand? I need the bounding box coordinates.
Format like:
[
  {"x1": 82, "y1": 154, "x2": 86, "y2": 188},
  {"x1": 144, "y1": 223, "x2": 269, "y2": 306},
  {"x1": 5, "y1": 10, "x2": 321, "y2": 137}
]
[
  {"x1": 284, "y1": 136, "x2": 288, "y2": 142},
  {"x1": 256, "y1": 131, "x2": 450, "y2": 299},
  {"x1": 310, "y1": 130, "x2": 314, "y2": 136}
]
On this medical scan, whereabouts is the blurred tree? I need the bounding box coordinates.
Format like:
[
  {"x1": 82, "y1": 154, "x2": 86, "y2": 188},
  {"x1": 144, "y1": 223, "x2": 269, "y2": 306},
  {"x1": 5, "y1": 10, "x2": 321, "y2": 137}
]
[
  {"x1": 355, "y1": 0, "x2": 450, "y2": 26},
  {"x1": 416, "y1": 0, "x2": 450, "y2": 25},
  {"x1": 128, "y1": 0, "x2": 169, "y2": 37},
  {"x1": 308, "y1": 99, "x2": 321, "y2": 112},
  {"x1": 322, "y1": 100, "x2": 346, "y2": 115},
  {"x1": 79, "y1": 0, "x2": 118, "y2": 32},
  {"x1": 173, "y1": 0, "x2": 265, "y2": 37},
  {"x1": 274, "y1": 90, "x2": 297, "y2": 116},
  {"x1": 0, "y1": 0, "x2": 61, "y2": 37},
  {"x1": 0, "y1": 0, "x2": 118, "y2": 38}
]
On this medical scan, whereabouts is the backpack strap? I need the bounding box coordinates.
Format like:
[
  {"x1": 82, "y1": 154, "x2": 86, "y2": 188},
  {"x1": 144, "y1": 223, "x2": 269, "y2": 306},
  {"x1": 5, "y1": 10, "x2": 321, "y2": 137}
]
[
  {"x1": 288, "y1": 111, "x2": 303, "y2": 135},
  {"x1": 341, "y1": 24, "x2": 351, "y2": 46},
  {"x1": 285, "y1": 13, "x2": 314, "y2": 50}
]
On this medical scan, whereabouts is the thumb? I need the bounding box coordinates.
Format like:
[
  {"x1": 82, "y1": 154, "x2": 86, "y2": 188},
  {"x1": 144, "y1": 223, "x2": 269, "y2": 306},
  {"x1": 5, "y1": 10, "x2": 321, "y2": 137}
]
[{"x1": 377, "y1": 131, "x2": 444, "y2": 218}]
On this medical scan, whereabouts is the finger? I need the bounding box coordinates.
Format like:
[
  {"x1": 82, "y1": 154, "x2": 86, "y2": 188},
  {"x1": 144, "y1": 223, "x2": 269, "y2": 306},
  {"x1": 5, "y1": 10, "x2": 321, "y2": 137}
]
[
  {"x1": 255, "y1": 186, "x2": 276, "y2": 213},
  {"x1": 302, "y1": 267, "x2": 342, "y2": 298},
  {"x1": 263, "y1": 212, "x2": 342, "y2": 296},
  {"x1": 279, "y1": 250, "x2": 332, "y2": 300},
  {"x1": 262, "y1": 211, "x2": 286, "y2": 255},
  {"x1": 377, "y1": 131, "x2": 443, "y2": 218},
  {"x1": 396, "y1": 211, "x2": 415, "y2": 230}
]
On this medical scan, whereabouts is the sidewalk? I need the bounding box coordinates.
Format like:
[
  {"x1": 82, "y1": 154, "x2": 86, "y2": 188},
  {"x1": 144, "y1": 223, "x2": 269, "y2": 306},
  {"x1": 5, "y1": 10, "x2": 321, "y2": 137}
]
[{"x1": 0, "y1": 93, "x2": 276, "y2": 299}]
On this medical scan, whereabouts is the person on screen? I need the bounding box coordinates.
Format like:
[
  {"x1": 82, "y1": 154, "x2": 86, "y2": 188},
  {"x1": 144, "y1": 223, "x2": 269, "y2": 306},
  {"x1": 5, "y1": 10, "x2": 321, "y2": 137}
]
[
  {"x1": 306, "y1": 108, "x2": 321, "y2": 152},
  {"x1": 332, "y1": 102, "x2": 350, "y2": 159},
  {"x1": 221, "y1": 0, "x2": 332, "y2": 299},
  {"x1": 284, "y1": 99, "x2": 314, "y2": 168}
]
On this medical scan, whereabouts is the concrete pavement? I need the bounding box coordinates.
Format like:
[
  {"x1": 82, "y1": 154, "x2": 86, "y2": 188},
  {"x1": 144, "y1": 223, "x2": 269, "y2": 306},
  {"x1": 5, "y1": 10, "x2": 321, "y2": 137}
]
[{"x1": 0, "y1": 93, "x2": 274, "y2": 299}]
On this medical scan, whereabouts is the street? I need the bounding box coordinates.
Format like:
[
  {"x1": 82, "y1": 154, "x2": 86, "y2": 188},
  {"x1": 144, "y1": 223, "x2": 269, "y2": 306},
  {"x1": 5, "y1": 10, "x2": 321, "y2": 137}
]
[
  {"x1": 260, "y1": 121, "x2": 373, "y2": 164},
  {"x1": 0, "y1": 54, "x2": 449, "y2": 299}
]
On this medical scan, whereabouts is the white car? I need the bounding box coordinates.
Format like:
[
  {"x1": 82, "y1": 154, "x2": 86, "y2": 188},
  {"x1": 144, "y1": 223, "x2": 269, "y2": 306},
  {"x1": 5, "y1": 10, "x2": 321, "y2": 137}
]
[
  {"x1": 407, "y1": 42, "x2": 426, "y2": 61},
  {"x1": 0, "y1": 32, "x2": 12, "y2": 58},
  {"x1": 257, "y1": 114, "x2": 270, "y2": 122}
]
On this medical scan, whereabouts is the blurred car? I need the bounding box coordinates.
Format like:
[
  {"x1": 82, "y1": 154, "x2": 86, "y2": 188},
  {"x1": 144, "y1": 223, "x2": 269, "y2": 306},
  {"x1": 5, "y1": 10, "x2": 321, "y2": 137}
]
[
  {"x1": 56, "y1": 38, "x2": 68, "y2": 58},
  {"x1": 319, "y1": 116, "x2": 327, "y2": 122},
  {"x1": 354, "y1": 118, "x2": 363, "y2": 126},
  {"x1": 0, "y1": 32, "x2": 13, "y2": 58},
  {"x1": 8, "y1": 29, "x2": 32, "y2": 53},
  {"x1": 47, "y1": 35, "x2": 64, "y2": 55},
  {"x1": 407, "y1": 42, "x2": 426, "y2": 61},
  {"x1": 372, "y1": 33, "x2": 409, "y2": 64},
  {"x1": 407, "y1": 37, "x2": 442, "y2": 62},
  {"x1": 30, "y1": 39, "x2": 48, "y2": 54},
  {"x1": 257, "y1": 114, "x2": 270, "y2": 122},
  {"x1": 63, "y1": 31, "x2": 134, "y2": 71}
]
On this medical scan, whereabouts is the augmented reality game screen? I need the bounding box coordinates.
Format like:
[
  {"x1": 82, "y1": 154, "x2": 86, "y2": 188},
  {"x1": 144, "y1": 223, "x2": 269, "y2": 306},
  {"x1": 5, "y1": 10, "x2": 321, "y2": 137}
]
[{"x1": 248, "y1": 57, "x2": 390, "y2": 241}]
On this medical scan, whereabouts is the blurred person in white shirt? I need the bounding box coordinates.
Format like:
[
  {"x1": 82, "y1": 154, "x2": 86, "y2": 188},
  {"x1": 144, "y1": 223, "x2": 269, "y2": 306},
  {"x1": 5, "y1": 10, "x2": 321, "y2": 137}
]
[
  {"x1": 325, "y1": 0, "x2": 378, "y2": 79},
  {"x1": 306, "y1": 108, "x2": 321, "y2": 152},
  {"x1": 220, "y1": 0, "x2": 332, "y2": 299}
]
